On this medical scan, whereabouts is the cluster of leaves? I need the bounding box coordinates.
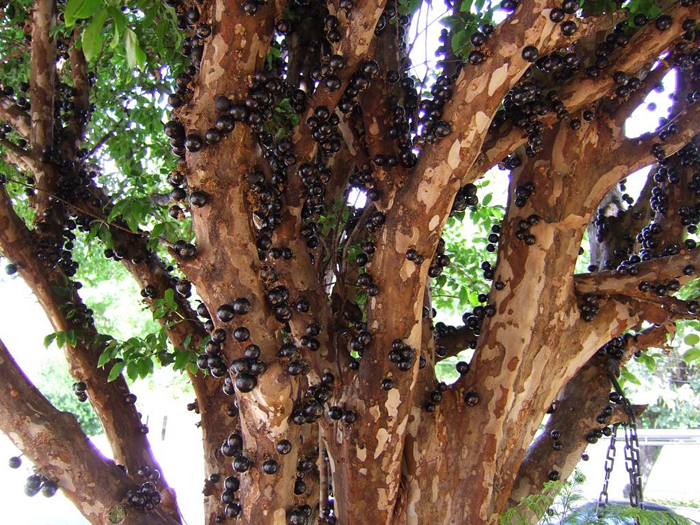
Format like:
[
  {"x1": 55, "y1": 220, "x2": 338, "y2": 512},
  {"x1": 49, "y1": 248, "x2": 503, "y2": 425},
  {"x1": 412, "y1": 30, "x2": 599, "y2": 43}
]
[
  {"x1": 263, "y1": 98, "x2": 302, "y2": 143},
  {"x1": 433, "y1": 177, "x2": 505, "y2": 319},
  {"x1": 443, "y1": 0, "x2": 496, "y2": 58}
]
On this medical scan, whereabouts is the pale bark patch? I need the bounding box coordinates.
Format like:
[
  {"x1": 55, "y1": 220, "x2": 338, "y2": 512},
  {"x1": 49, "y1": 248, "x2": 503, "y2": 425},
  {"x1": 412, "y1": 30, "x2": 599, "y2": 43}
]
[
  {"x1": 407, "y1": 479, "x2": 421, "y2": 525},
  {"x1": 488, "y1": 64, "x2": 509, "y2": 97},
  {"x1": 417, "y1": 162, "x2": 453, "y2": 211},
  {"x1": 385, "y1": 388, "x2": 401, "y2": 419},
  {"x1": 476, "y1": 112, "x2": 490, "y2": 135},
  {"x1": 375, "y1": 428, "x2": 390, "y2": 459},
  {"x1": 447, "y1": 139, "x2": 462, "y2": 169},
  {"x1": 273, "y1": 508, "x2": 286, "y2": 524}
]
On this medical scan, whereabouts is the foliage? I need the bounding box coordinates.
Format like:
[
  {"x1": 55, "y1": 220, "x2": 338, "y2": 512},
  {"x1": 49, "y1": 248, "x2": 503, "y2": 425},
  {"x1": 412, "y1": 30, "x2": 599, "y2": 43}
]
[
  {"x1": 36, "y1": 356, "x2": 103, "y2": 436},
  {"x1": 501, "y1": 471, "x2": 697, "y2": 525}
]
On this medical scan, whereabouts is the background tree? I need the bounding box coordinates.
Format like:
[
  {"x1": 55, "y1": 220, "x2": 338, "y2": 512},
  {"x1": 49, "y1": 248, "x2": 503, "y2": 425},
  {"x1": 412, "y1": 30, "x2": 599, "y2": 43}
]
[{"x1": 0, "y1": 0, "x2": 699, "y2": 524}]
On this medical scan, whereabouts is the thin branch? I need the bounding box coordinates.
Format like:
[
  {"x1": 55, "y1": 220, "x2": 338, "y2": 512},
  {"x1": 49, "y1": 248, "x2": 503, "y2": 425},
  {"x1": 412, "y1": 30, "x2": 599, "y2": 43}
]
[
  {"x1": 3, "y1": 174, "x2": 143, "y2": 236},
  {"x1": 65, "y1": 40, "x2": 90, "y2": 151},
  {"x1": 436, "y1": 325, "x2": 478, "y2": 360},
  {"x1": 0, "y1": 338, "x2": 170, "y2": 525},
  {"x1": 0, "y1": 96, "x2": 31, "y2": 137},
  {"x1": 29, "y1": 0, "x2": 56, "y2": 151},
  {"x1": 575, "y1": 249, "x2": 700, "y2": 298},
  {"x1": 87, "y1": 126, "x2": 118, "y2": 157},
  {"x1": 0, "y1": 186, "x2": 181, "y2": 522}
]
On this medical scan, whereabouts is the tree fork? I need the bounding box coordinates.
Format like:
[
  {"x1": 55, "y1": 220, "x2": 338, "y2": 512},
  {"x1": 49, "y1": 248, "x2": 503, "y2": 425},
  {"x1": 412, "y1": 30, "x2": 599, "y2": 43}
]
[{"x1": 0, "y1": 338, "x2": 177, "y2": 525}]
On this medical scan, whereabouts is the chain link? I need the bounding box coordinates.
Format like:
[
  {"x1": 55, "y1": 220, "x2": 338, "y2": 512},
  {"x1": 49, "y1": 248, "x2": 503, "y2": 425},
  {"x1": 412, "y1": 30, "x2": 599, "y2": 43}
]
[
  {"x1": 597, "y1": 359, "x2": 645, "y2": 520},
  {"x1": 597, "y1": 424, "x2": 618, "y2": 517}
]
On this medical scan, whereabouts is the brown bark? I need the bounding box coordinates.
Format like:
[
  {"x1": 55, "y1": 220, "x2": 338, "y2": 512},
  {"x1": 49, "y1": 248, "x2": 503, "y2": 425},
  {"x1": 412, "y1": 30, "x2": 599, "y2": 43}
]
[
  {"x1": 472, "y1": 1, "x2": 695, "y2": 181},
  {"x1": 576, "y1": 250, "x2": 700, "y2": 297},
  {"x1": 2, "y1": 0, "x2": 699, "y2": 522},
  {"x1": 0, "y1": 338, "x2": 175, "y2": 525},
  {"x1": 0, "y1": 186, "x2": 182, "y2": 522},
  {"x1": 29, "y1": 0, "x2": 56, "y2": 217},
  {"x1": 0, "y1": 95, "x2": 32, "y2": 137},
  {"x1": 507, "y1": 325, "x2": 668, "y2": 510}
]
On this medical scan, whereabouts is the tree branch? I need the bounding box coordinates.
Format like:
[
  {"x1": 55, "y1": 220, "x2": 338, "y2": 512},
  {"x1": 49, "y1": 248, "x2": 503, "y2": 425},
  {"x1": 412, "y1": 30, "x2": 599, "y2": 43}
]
[
  {"x1": 0, "y1": 95, "x2": 31, "y2": 137},
  {"x1": 435, "y1": 325, "x2": 477, "y2": 359},
  {"x1": 64, "y1": 42, "x2": 90, "y2": 151},
  {"x1": 29, "y1": 0, "x2": 55, "y2": 151},
  {"x1": 292, "y1": 0, "x2": 388, "y2": 164},
  {"x1": 0, "y1": 338, "x2": 173, "y2": 525},
  {"x1": 0, "y1": 186, "x2": 181, "y2": 522},
  {"x1": 575, "y1": 249, "x2": 700, "y2": 298},
  {"x1": 507, "y1": 325, "x2": 668, "y2": 511},
  {"x1": 473, "y1": 1, "x2": 695, "y2": 181}
]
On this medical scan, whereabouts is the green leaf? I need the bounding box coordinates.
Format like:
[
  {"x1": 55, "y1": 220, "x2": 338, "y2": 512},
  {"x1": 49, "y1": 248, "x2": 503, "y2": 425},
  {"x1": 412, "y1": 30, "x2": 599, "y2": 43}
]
[
  {"x1": 66, "y1": 329, "x2": 78, "y2": 346},
  {"x1": 44, "y1": 333, "x2": 58, "y2": 348},
  {"x1": 637, "y1": 353, "x2": 657, "y2": 373},
  {"x1": 620, "y1": 366, "x2": 642, "y2": 386},
  {"x1": 173, "y1": 350, "x2": 189, "y2": 371},
  {"x1": 124, "y1": 28, "x2": 146, "y2": 69},
  {"x1": 126, "y1": 360, "x2": 139, "y2": 381},
  {"x1": 164, "y1": 288, "x2": 177, "y2": 310},
  {"x1": 55, "y1": 331, "x2": 67, "y2": 348},
  {"x1": 109, "y1": 8, "x2": 126, "y2": 46},
  {"x1": 683, "y1": 347, "x2": 700, "y2": 364},
  {"x1": 82, "y1": 10, "x2": 108, "y2": 61},
  {"x1": 684, "y1": 333, "x2": 700, "y2": 346},
  {"x1": 64, "y1": 0, "x2": 101, "y2": 27},
  {"x1": 107, "y1": 361, "x2": 125, "y2": 382},
  {"x1": 482, "y1": 193, "x2": 493, "y2": 206},
  {"x1": 97, "y1": 347, "x2": 112, "y2": 367}
]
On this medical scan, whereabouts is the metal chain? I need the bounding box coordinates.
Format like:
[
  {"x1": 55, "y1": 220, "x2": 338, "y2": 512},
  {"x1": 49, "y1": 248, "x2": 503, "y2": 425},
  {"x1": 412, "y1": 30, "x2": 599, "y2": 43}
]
[
  {"x1": 597, "y1": 358, "x2": 645, "y2": 519},
  {"x1": 597, "y1": 424, "x2": 618, "y2": 517},
  {"x1": 621, "y1": 396, "x2": 644, "y2": 509}
]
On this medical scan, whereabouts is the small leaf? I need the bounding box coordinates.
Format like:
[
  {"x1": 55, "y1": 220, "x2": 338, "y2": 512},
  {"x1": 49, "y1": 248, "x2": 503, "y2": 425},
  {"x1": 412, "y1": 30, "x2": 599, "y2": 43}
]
[
  {"x1": 126, "y1": 361, "x2": 139, "y2": 382},
  {"x1": 620, "y1": 366, "x2": 642, "y2": 386},
  {"x1": 164, "y1": 288, "x2": 177, "y2": 310},
  {"x1": 684, "y1": 333, "x2": 700, "y2": 346},
  {"x1": 55, "y1": 331, "x2": 67, "y2": 348},
  {"x1": 137, "y1": 358, "x2": 153, "y2": 379},
  {"x1": 66, "y1": 329, "x2": 78, "y2": 346},
  {"x1": 98, "y1": 348, "x2": 112, "y2": 368},
  {"x1": 107, "y1": 361, "x2": 125, "y2": 382},
  {"x1": 683, "y1": 347, "x2": 700, "y2": 364},
  {"x1": 43, "y1": 333, "x2": 58, "y2": 348},
  {"x1": 124, "y1": 28, "x2": 146, "y2": 69},
  {"x1": 82, "y1": 10, "x2": 108, "y2": 61},
  {"x1": 64, "y1": 0, "x2": 101, "y2": 27}
]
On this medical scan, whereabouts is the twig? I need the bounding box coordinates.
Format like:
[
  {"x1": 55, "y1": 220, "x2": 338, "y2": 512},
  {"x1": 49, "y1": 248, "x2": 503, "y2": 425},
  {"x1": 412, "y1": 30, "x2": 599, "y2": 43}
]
[{"x1": 4, "y1": 175, "x2": 143, "y2": 236}]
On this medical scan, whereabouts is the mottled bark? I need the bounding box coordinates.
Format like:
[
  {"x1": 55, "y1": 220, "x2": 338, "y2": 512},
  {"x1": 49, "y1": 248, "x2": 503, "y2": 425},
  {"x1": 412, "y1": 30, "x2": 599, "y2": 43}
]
[
  {"x1": 0, "y1": 339, "x2": 175, "y2": 525},
  {"x1": 0, "y1": 186, "x2": 181, "y2": 522},
  {"x1": 29, "y1": 0, "x2": 56, "y2": 217},
  {"x1": 507, "y1": 326, "x2": 668, "y2": 510},
  {"x1": 1, "y1": 0, "x2": 699, "y2": 523},
  {"x1": 472, "y1": 1, "x2": 694, "y2": 181},
  {"x1": 0, "y1": 95, "x2": 32, "y2": 137}
]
